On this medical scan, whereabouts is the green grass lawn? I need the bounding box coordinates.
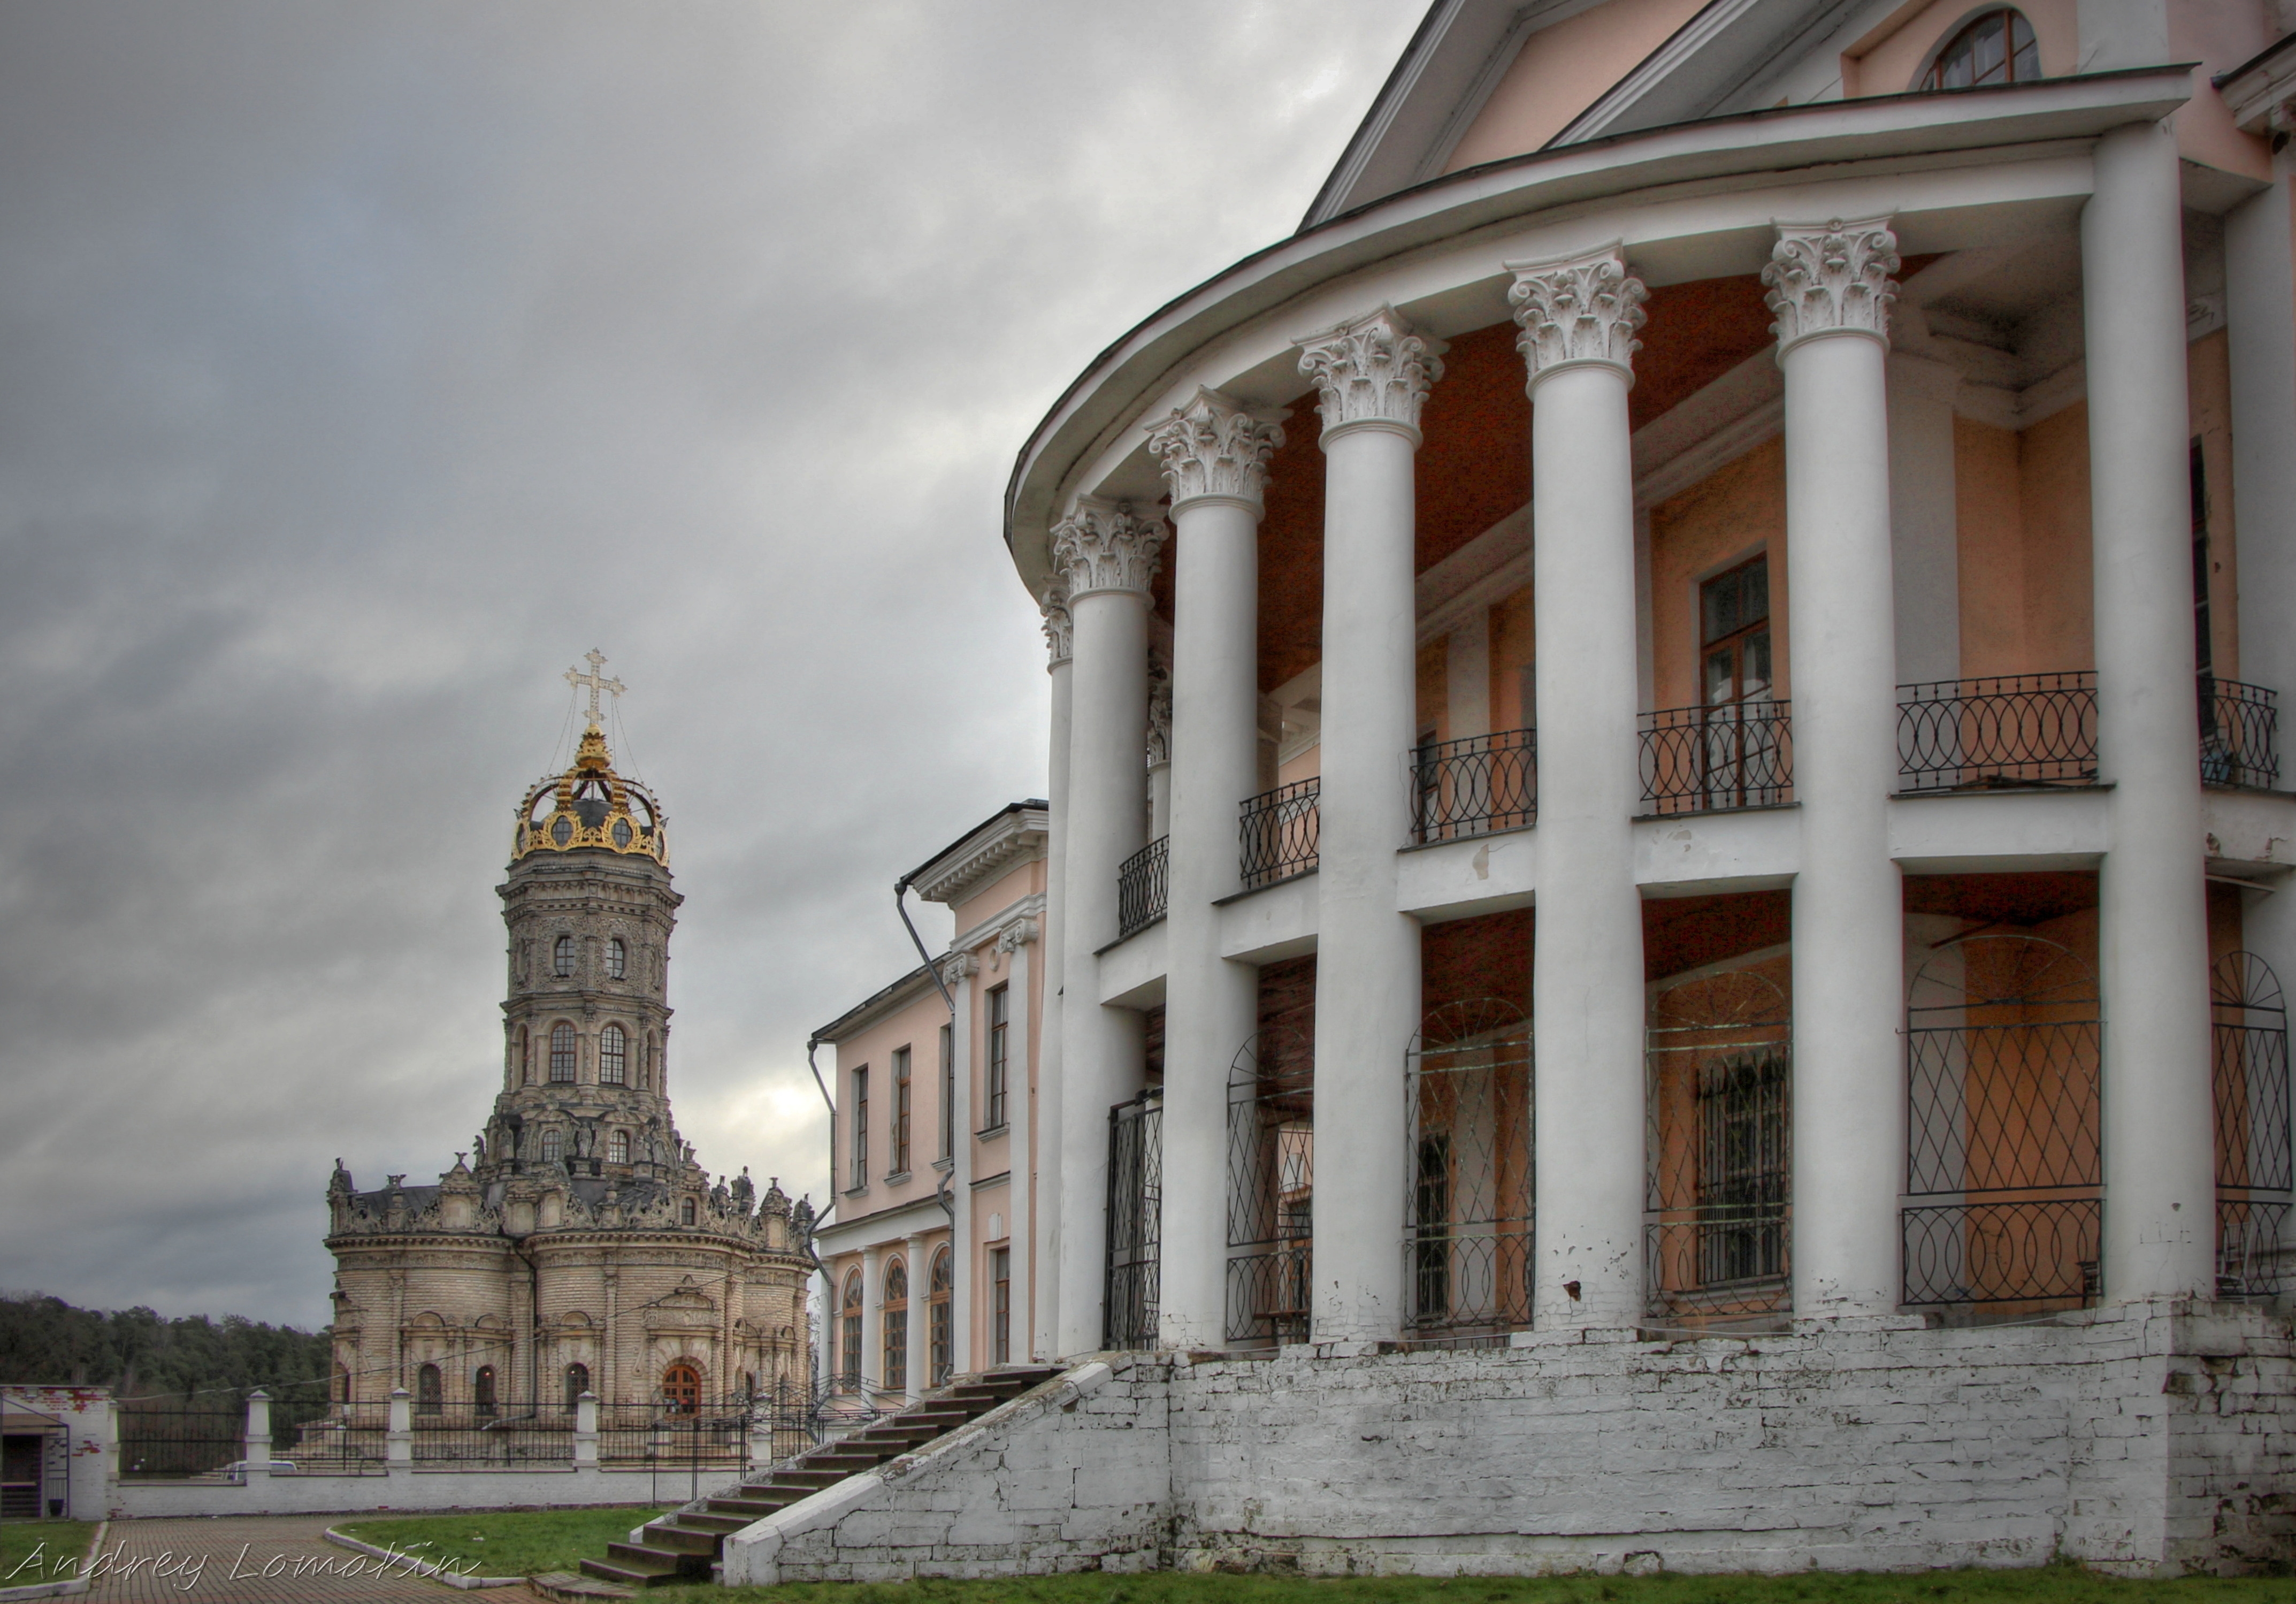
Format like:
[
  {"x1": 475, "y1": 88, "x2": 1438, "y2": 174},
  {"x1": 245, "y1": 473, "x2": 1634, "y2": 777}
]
[
  {"x1": 332, "y1": 1504, "x2": 670, "y2": 1579},
  {"x1": 0, "y1": 1519, "x2": 98, "y2": 1587},
  {"x1": 649, "y1": 1568, "x2": 2295, "y2": 1604}
]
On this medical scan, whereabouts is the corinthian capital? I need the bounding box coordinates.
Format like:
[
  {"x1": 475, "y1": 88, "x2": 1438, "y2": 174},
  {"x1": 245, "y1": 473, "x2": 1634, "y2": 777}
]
[
  {"x1": 1039, "y1": 577, "x2": 1074, "y2": 667},
  {"x1": 1147, "y1": 387, "x2": 1285, "y2": 513},
  {"x1": 1050, "y1": 495, "x2": 1168, "y2": 602},
  {"x1": 1763, "y1": 218, "x2": 1899, "y2": 353},
  {"x1": 1295, "y1": 305, "x2": 1443, "y2": 441},
  {"x1": 1507, "y1": 246, "x2": 1647, "y2": 389}
]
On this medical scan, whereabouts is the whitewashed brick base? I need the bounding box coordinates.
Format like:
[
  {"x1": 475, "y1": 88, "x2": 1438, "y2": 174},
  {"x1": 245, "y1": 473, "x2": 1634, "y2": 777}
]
[{"x1": 720, "y1": 1300, "x2": 2296, "y2": 1584}]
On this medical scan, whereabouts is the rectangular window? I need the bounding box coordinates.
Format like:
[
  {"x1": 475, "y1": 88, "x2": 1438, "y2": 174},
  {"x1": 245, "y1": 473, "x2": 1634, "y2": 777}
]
[
  {"x1": 939, "y1": 1022, "x2": 955, "y2": 1159},
  {"x1": 1700, "y1": 554, "x2": 1771, "y2": 707},
  {"x1": 849, "y1": 1066, "x2": 869, "y2": 1190},
  {"x1": 1694, "y1": 1052, "x2": 1789, "y2": 1286},
  {"x1": 984, "y1": 985, "x2": 1010, "y2": 1131},
  {"x1": 990, "y1": 1246, "x2": 1011, "y2": 1365},
  {"x1": 892, "y1": 1046, "x2": 912, "y2": 1175}
]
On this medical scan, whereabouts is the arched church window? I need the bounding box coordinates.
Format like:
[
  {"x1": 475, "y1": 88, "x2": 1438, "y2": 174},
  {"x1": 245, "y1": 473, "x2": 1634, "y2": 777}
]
[
  {"x1": 609, "y1": 1130, "x2": 631, "y2": 1164},
  {"x1": 608, "y1": 937, "x2": 627, "y2": 980},
  {"x1": 542, "y1": 1128, "x2": 563, "y2": 1164},
  {"x1": 550, "y1": 1022, "x2": 576, "y2": 1082},
  {"x1": 840, "y1": 1274, "x2": 863, "y2": 1391},
  {"x1": 564, "y1": 1363, "x2": 591, "y2": 1411},
  {"x1": 662, "y1": 1362, "x2": 700, "y2": 1416},
  {"x1": 929, "y1": 1247, "x2": 953, "y2": 1386},
  {"x1": 553, "y1": 934, "x2": 576, "y2": 977},
  {"x1": 416, "y1": 1363, "x2": 443, "y2": 1415},
  {"x1": 680, "y1": 1196, "x2": 698, "y2": 1226},
  {"x1": 882, "y1": 1258, "x2": 908, "y2": 1393},
  {"x1": 473, "y1": 1365, "x2": 498, "y2": 1417},
  {"x1": 600, "y1": 1025, "x2": 627, "y2": 1086},
  {"x1": 1921, "y1": 9, "x2": 2039, "y2": 90}
]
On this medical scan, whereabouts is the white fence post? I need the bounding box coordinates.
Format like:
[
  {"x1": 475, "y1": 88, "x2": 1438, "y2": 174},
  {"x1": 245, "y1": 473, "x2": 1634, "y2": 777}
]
[
  {"x1": 386, "y1": 1388, "x2": 413, "y2": 1469},
  {"x1": 241, "y1": 1389, "x2": 272, "y2": 1486},
  {"x1": 573, "y1": 1391, "x2": 599, "y2": 1469}
]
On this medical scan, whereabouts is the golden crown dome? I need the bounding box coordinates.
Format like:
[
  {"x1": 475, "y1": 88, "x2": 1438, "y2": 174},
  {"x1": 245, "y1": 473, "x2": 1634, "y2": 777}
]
[{"x1": 514, "y1": 723, "x2": 669, "y2": 865}]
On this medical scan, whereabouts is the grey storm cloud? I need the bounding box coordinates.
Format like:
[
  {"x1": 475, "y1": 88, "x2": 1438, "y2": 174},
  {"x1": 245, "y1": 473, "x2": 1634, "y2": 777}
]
[{"x1": 0, "y1": 1, "x2": 1413, "y2": 1327}]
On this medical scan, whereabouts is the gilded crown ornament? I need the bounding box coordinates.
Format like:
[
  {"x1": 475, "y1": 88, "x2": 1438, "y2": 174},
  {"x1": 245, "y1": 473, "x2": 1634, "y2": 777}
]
[
  {"x1": 1147, "y1": 387, "x2": 1285, "y2": 511},
  {"x1": 1763, "y1": 218, "x2": 1900, "y2": 352},
  {"x1": 1508, "y1": 246, "x2": 1648, "y2": 387},
  {"x1": 514, "y1": 654, "x2": 668, "y2": 864},
  {"x1": 1051, "y1": 495, "x2": 1168, "y2": 601},
  {"x1": 1295, "y1": 305, "x2": 1443, "y2": 439}
]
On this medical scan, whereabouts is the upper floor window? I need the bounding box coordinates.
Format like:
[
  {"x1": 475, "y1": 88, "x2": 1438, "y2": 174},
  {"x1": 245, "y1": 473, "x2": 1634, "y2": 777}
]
[
  {"x1": 680, "y1": 1196, "x2": 697, "y2": 1226},
  {"x1": 1702, "y1": 555, "x2": 1771, "y2": 708},
  {"x1": 984, "y1": 985, "x2": 1011, "y2": 1131},
  {"x1": 600, "y1": 1024, "x2": 628, "y2": 1086},
  {"x1": 553, "y1": 934, "x2": 576, "y2": 977},
  {"x1": 850, "y1": 1066, "x2": 870, "y2": 1189},
  {"x1": 607, "y1": 937, "x2": 627, "y2": 980},
  {"x1": 541, "y1": 1128, "x2": 563, "y2": 1163},
  {"x1": 608, "y1": 1129, "x2": 631, "y2": 1165},
  {"x1": 1922, "y1": 9, "x2": 2039, "y2": 91},
  {"x1": 892, "y1": 1046, "x2": 913, "y2": 1175},
  {"x1": 549, "y1": 1021, "x2": 577, "y2": 1082}
]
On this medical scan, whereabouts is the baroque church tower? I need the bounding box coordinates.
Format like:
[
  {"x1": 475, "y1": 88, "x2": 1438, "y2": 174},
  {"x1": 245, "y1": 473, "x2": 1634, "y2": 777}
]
[{"x1": 323, "y1": 657, "x2": 815, "y2": 1419}]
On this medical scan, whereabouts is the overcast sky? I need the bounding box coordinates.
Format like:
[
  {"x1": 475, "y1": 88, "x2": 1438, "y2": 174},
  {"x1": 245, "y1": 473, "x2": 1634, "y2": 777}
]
[{"x1": 0, "y1": 2, "x2": 1417, "y2": 1330}]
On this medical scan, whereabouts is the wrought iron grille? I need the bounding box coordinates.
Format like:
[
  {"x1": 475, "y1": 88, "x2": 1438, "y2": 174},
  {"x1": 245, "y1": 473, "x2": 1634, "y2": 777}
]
[
  {"x1": 2213, "y1": 951, "x2": 2293, "y2": 1299},
  {"x1": 117, "y1": 1402, "x2": 248, "y2": 1481},
  {"x1": 1903, "y1": 934, "x2": 2102, "y2": 1313},
  {"x1": 1896, "y1": 673, "x2": 2098, "y2": 792},
  {"x1": 1226, "y1": 1029, "x2": 1313, "y2": 1346},
  {"x1": 1411, "y1": 729, "x2": 1536, "y2": 844},
  {"x1": 2199, "y1": 676, "x2": 2279, "y2": 791},
  {"x1": 1104, "y1": 1089, "x2": 1164, "y2": 1349},
  {"x1": 1117, "y1": 836, "x2": 1168, "y2": 938},
  {"x1": 1404, "y1": 1000, "x2": 1533, "y2": 1337},
  {"x1": 1239, "y1": 778, "x2": 1319, "y2": 889},
  {"x1": 1639, "y1": 702, "x2": 1792, "y2": 814},
  {"x1": 287, "y1": 1409, "x2": 390, "y2": 1475},
  {"x1": 1646, "y1": 970, "x2": 1793, "y2": 1322}
]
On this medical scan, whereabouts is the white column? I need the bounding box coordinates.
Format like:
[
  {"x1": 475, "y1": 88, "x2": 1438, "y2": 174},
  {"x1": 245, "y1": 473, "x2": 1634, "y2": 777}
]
[
  {"x1": 943, "y1": 951, "x2": 976, "y2": 1373},
  {"x1": 1509, "y1": 247, "x2": 1650, "y2": 1330},
  {"x1": 859, "y1": 1243, "x2": 883, "y2": 1398},
  {"x1": 1296, "y1": 307, "x2": 1441, "y2": 1343},
  {"x1": 1051, "y1": 496, "x2": 1166, "y2": 1354},
  {"x1": 1146, "y1": 667, "x2": 1173, "y2": 841},
  {"x1": 1765, "y1": 218, "x2": 1908, "y2": 1315},
  {"x1": 1034, "y1": 588, "x2": 1070, "y2": 1359},
  {"x1": 998, "y1": 924, "x2": 1037, "y2": 1358},
  {"x1": 2226, "y1": 159, "x2": 2296, "y2": 1262},
  {"x1": 2085, "y1": 119, "x2": 2215, "y2": 1301},
  {"x1": 1148, "y1": 387, "x2": 1284, "y2": 1348},
  {"x1": 903, "y1": 1231, "x2": 931, "y2": 1399},
  {"x1": 1887, "y1": 352, "x2": 1962, "y2": 686}
]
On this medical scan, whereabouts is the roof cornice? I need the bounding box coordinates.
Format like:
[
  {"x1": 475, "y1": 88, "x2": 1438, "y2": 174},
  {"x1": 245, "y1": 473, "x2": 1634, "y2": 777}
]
[{"x1": 905, "y1": 803, "x2": 1050, "y2": 907}]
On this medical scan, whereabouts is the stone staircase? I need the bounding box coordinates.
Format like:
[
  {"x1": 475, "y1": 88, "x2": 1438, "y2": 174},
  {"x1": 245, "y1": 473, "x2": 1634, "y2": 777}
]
[{"x1": 574, "y1": 1366, "x2": 1061, "y2": 1590}]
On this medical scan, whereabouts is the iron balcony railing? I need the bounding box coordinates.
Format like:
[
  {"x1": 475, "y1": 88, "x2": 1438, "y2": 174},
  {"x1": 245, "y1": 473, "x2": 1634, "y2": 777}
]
[
  {"x1": 2201, "y1": 676, "x2": 2279, "y2": 791},
  {"x1": 1411, "y1": 728, "x2": 1536, "y2": 844},
  {"x1": 1239, "y1": 778, "x2": 1319, "y2": 889},
  {"x1": 1639, "y1": 701, "x2": 1792, "y2": 815},
  {"x1": 1116, "y1": 835, "x2": 1168, "y2": 938},
  {"x1": 1897, "y1": 672, "x2": 2098, "y2": 793}
]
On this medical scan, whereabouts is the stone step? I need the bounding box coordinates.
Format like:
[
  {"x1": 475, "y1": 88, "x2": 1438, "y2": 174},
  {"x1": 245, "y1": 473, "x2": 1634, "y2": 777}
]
[
  {"x1": 530, "y1": 1569, "x2": 636, "y2": 1602},
  {"x1": 672, "y1": 1512, "x2": 754, "y2": 1534},
  {"x1": 577, "y1": 1552, "x2": 679, "y2": 1588},
  {"x1": 703, "y1": 1495, "x2": 786, "y2": 1518},
  {"x1": 638, "y1": 1522, "x2": 719, "y2": 1555}
]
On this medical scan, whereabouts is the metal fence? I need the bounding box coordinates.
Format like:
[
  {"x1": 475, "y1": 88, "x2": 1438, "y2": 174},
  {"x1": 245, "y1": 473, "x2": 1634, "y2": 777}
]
[
  {"x1": 117, "y1": 1403, "x2": 248, "y2": 1481},
  {"x1": 283, "y1": 1408, "x2": 389, "y2": 1475},
  {"x1": 1896, "y1": 673, "x2": 2098, "y2": 792},
  {"x1": 1411, "y1": 729, "x2": 1536, "y2": 844},
  {"x1": 1226, "y1": 1029, "x2": 1314, "y2": 1346},
  {"x1": 1639, "y1": 702, "x2": 1792, "y2": 814},
  {"x1": 2200, "y1": 676, "x2": 2279, "y2": 791},
  {"x1": 1902, "y1": 934, "x2": 2102, "y2": 1315},
  {"x1": 1239, "y1": 778, "x2": 1319, "y2": 889},
  {"x1": 1104, "y1": 1089, "x2": 1164, "y2": 1350},
  {"x1": 1645, "y1": 971, "x2": 1793, "y2": 1323},
  {"x1": 1404, "y1": 1001, "x2": 1533, "y2": 1338},
  {"x1": 2214, "y1": 951, "x2": 2293, "y2": 1300},
  {"x1": 1117, "y1": 836, "x2": 1168, "y2": 938},
  {"x1": 407, "y1": 1409, "x2": 576, "y2": 1468}
]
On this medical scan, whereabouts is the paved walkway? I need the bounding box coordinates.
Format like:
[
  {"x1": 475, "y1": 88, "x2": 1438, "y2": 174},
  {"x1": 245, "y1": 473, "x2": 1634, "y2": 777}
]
[{"x1": 78, "y1": 1515, "x2": 555, "y2": 1603}]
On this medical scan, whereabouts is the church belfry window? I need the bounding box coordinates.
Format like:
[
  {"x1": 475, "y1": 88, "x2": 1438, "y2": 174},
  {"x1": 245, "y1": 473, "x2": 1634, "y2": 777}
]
[
  {"x1": 608, "y1": 937, "x2": 627, "y2": 980},
  {"x1": 542, "y1": 1128, "x2": 563, "y2": 1163},
  {"x1": 600, "y1": 1024, "x2": 627, "y2": 1086},
  {"x1": 553, "y1": 934, "x2": 576, "y2": 978},
  {"x1": 609, "y1": 1130, "x2": 630, "y2": 1164},
  {"x1": 680, "y1": 1196, "x2": 697, "y2": 1226},
  {"x1": 550, "y1": 1022, "x2": 576, "y2": 1082}
]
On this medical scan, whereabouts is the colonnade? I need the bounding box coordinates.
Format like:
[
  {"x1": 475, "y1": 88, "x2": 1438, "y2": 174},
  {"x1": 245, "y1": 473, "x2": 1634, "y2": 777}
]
[{"x1": 1035, "y1": 119, "x2": 2219, "y2": 1351}]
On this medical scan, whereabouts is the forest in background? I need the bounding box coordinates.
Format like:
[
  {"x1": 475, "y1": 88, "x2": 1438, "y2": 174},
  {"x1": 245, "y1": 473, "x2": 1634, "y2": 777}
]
[{"x1": 0, "y1": 1290, "x2": 330, "y2": 1416}]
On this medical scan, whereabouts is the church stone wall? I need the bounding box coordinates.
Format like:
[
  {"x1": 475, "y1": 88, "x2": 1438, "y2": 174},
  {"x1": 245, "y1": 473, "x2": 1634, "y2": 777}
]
[{"x1": 723, "y1": 1301, "x2": 2296, "y2": 1583}]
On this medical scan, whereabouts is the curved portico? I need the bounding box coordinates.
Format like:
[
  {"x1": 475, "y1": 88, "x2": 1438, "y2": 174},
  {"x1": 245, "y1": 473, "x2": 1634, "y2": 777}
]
[{"x1": 1009, "y1": 61, "x2": 2296, "y2": 1352}]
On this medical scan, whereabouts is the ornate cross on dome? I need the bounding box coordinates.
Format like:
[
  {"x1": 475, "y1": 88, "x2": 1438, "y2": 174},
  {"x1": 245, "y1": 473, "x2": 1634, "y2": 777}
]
[{"x1": 565, "y1": 649, "x2": 626, "y2": 725}]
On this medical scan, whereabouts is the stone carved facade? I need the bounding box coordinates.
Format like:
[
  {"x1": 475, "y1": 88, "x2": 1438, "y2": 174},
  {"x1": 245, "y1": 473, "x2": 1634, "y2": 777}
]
[{"x1": 324, "y1": 708, "x2": 815, "y2": 1417}]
